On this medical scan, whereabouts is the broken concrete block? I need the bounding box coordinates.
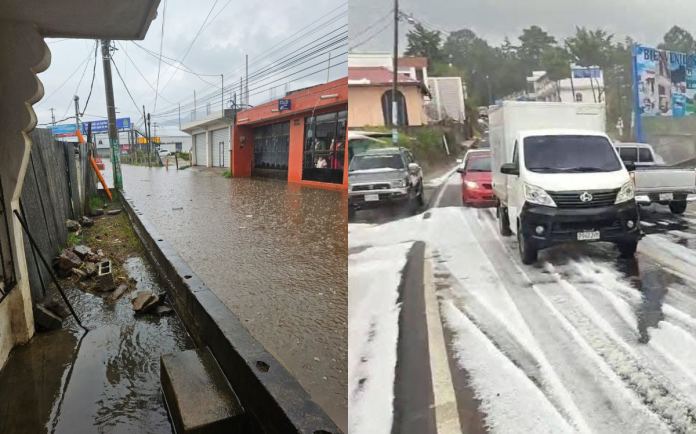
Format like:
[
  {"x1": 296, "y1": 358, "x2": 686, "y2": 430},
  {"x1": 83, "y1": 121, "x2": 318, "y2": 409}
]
[
  {"x1": 66, "y1": 219, "x2": 80, "y2": 232},
  {"x1": 161, "y1": 348, "x2": 245, "y2": 434},
  {"x1": 95, "y1": 260, "x2": 115, "y2": 292},
  {"x1": 34, "y1": 304, "x2": 62, "y2": 331},
  {"x1": 106, "y1": 209, "x2": 122, "y2": 216},
  {"x1": 55, "y1": 250, "x2": 82, "y2": 271},
  {"x1": 83, "y1": 262, "x2": 97, "y2": 278},
  {"x1": 71, "y1": 268, "x2": 87, "y2": 279},
  {"x1": 78, "y1": 216, "x2": 94, "y2": 227},
  {"x1": 110, "y1": 284, "x2": 128, "y2": 301},
  {"x1": 72, "y1": 244, "x2": 93, "y2": 259}
]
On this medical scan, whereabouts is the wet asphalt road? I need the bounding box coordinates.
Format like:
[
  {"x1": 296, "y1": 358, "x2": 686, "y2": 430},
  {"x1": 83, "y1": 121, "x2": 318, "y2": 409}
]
[
  {"x1": 119, "y1": 164, "x2": 347, "y2": 430},
  {"x1": 363, "y1": 172, "x2": 696, "y2": 433}
]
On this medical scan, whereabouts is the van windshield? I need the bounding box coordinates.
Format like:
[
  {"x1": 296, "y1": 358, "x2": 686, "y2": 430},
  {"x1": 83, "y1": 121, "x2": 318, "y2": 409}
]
[{"x1": 524, "y1": 135, "x2": 622, "y2": 173}]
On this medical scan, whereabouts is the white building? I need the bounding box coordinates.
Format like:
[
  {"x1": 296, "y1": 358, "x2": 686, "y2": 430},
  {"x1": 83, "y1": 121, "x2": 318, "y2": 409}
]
[
  {"x1": 426, "y1": 77, "x2": 467, "y2": 123},
  {"x1": 513, "y1": 66, "x2": 605, "y2": 103},
  {"x1": 180, "y1": 110, "x2": 235, "y2": 168}
]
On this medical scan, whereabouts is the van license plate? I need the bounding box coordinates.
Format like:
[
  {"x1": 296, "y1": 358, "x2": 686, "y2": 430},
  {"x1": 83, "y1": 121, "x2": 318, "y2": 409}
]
[
  {"x1": 365, "y1": 194, "x2": 379, "y2": 202},
  {"x1": 577, "y1": 231, "x2": 600, "y2": 241},
  {"x1": 659, "y1": 193, "x2": 673, "y2": 201}
]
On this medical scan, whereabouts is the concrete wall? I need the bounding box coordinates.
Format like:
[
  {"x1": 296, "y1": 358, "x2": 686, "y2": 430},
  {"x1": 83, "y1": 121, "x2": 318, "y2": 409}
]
[
  {"x1": 348, "y1": 86, "x2": 425, "y2": 127},
  {"x1": 0, "y1": 21, "x2": 51, "y2": 369}
]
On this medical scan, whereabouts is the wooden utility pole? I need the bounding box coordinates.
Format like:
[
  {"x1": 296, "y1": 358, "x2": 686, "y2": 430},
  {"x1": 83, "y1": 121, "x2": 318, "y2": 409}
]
[
  {"x1": 391, "y1": 0, "x2": 399, "y2": 145},
  {"x1": 100, "y1": 39, "x2": 122, "y2": 189}
]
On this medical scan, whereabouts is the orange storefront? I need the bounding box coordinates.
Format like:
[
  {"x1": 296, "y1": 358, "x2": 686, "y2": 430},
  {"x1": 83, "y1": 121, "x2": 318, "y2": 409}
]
[{"x1": 231, "y1": 77, "x2": 348, "y2": 190}]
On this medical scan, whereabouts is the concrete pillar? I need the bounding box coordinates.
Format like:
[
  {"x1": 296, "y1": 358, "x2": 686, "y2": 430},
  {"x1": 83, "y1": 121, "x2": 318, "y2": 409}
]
[{"x1": 0, "y1": 21, "x2": 51, "y2": 368}]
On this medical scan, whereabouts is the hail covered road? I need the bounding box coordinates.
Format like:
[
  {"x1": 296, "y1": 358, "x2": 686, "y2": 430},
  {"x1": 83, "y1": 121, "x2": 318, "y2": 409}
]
[{"x1": 349, "y1": 172, "x2": 696, "y2": 434}]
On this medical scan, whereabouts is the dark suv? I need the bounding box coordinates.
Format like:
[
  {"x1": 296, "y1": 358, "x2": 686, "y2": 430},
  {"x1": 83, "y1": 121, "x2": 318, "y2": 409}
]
[{"x1": 348, "y1": 147, "x2": 424, "y2": 214}]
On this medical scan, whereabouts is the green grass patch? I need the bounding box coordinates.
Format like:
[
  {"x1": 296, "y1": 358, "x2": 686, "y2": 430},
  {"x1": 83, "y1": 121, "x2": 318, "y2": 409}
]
[
  {"x1": 67, "y1": 232, "x2": 81, "y2": 247},
  {"x1": 222, "y1": 170, "x2": 231, "y2": 178}
]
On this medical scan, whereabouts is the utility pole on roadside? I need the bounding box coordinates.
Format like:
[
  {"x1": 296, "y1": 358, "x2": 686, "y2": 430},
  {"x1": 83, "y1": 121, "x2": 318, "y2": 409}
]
[
  {"x1": 327, "y1": 52, "x2": 332, "y2": 82},
  {"x1": 50, "y1": 107, "x2": 56, "y2": 127},
  {"x1": 391, "y1": 0, "x2": 399, "y2": 145},
  {"x1": 100, "y1": 39, "x2": 123, "y2": 189},
  {"x1": 73, "y1": 96, "x2": 80, "y2": 136},
  {"x1": 245, "y1": 54, "x2": 249, "y2": 106},
  {"x1": 147, "y1": 113, "x2": 152, "y2": 167}
]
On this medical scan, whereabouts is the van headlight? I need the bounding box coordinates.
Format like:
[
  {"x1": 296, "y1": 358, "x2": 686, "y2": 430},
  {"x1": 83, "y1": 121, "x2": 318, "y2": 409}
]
[
  {"x1": 615, "y1": 181, "x2": 635, "y2": 204},
  {"x1": 391, "y1": 178, "x2": 407, "y2": 188},
  {"x1": 524, "y1": 183, "x2": 556, "y2": 207}
]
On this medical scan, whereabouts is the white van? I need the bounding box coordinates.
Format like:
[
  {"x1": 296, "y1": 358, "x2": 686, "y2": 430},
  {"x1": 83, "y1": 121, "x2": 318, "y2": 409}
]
[{"x1": 490, "y1": 102, "x2": 640, "y2": 264}]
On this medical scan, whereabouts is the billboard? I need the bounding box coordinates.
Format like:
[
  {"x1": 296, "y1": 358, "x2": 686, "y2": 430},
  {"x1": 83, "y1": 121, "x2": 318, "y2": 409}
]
[
  {"x1": 634, "y1": 45, "x2": 696, "y2": 118},
  {"x1": 51, "y1": 117, "x2": 132, "y2": 137}
]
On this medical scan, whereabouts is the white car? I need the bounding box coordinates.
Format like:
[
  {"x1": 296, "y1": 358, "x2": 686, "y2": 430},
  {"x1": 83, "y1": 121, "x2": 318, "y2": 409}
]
[{"x1": 157, "y1": 149, "x2": 172, "y2": 157}]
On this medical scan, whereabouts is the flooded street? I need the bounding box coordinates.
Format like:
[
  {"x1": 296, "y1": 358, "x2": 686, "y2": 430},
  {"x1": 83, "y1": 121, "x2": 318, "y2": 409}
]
[
  {"x1": 0, "y1": 255, "x2": 193, "y2": 433},
  {"x1": 119, "y1": 164, "x2": 348, "y2": 429},
  {"x1": 349, "y1": 173, "x2": 696, "y2": 433}
]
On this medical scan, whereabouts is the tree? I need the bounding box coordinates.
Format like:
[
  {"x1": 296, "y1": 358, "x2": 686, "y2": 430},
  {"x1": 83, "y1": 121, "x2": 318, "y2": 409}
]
[
  {"x1": 518, "y1": 26, "x2": 557, "y2": 72},
  {"x1": 541, "y1": 46, "x2": 572, "y2": 100},
  {"x1": 565, "y1": 27, "x2": 614, "y2": 67},
  {"x1": 659, "y1": 25, "x2": 696, "y2": 53},
  {"x1": 404, "y1": 23, "x2": 442, "y2": 62}
]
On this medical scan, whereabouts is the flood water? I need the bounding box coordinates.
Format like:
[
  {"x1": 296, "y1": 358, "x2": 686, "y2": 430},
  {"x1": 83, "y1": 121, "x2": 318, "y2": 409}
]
[
  {"x1": 119, "y1": 164, "x2": 348, "y2": 430},
  {"x1": 0, "y1": 256, "x2": 193, "y2": 434}
]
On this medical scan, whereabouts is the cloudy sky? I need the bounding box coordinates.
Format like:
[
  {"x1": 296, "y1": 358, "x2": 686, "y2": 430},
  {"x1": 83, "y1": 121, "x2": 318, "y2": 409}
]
[
  {"x1": 350, "y1": 0, "x2": 696, "y2": 54},
  {"x1": 36, "y1": 0, "x2": 347, "y2": 135}
]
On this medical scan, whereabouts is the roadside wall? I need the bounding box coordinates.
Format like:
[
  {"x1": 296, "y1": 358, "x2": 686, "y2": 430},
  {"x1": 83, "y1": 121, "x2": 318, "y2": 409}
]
[{"x1": 19, "y1": 129, "x2": 78, "y2": 301}]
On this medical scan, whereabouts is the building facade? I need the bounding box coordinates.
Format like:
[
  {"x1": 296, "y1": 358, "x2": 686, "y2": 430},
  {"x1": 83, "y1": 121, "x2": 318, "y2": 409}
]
[
  {"x1": 181, "y1": 111, "x2": 235, "y2": 168},
  {"x1": 231, "y1": 78, "x2": 348, "y2": 190},
  {"x1": 348, "y1": 66, "x2": 427, "y2": 127},
  {"x1": 426, "y1": 76, "x2": 467, "y2": 123}
]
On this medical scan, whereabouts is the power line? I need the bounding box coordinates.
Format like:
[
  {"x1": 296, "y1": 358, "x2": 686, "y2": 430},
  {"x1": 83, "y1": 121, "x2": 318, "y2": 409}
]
[
  {"x1": 110, "y1": 55, "x2": 142, "y2": 114},
  {"x1": 349, "y1": 10, "x2": 394, "y2": 50},
  {"x1": 154, "y1": 0, "x2": 167, "y2": 112},
  {"x1": 152, "y1": 26, "x2": 347, "y2": 116},
  {"x1": 43, "y1": 47, "x2": 94, "y2": 102},
  {"x1": 115, "y1": 41, "x2": 177, "y2": 106},
  {"x1": 62, "y1": 41, "x2": 97, "y2": 118},
  {"x1": 159, "y1": 0, "x2": 220, "y2": 93},
  {"x1": 80, "y1": 41, "x2": 100, "y2": 117}
]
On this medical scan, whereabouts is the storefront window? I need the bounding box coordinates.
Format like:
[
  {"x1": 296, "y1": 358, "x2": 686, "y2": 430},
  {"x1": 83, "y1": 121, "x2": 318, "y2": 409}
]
[{"x1": 302, "y1": 110, "x2": 346, "y2": 184}]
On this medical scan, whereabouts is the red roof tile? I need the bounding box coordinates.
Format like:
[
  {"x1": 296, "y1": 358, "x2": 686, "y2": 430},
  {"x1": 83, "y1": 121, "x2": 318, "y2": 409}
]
[{"x1": 348, "y1": 67, "x2": 420, "y2": 86}]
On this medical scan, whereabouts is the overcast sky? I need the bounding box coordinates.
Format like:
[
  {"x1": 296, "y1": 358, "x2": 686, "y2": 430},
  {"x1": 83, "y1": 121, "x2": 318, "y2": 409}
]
[
  {"x1": 349, "y1": 0, "x2": 696, "y2": 54},
  {"x1": 36, "y1": 0, "x2": 347, "y2": 135}
]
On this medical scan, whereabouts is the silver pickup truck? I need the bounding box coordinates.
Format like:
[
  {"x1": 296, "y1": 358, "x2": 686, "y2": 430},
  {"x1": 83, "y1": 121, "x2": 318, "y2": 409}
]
[
  {"x1": 348, "y1": 147, "x2": 424, "y2": 215},
  {"x1": 616, "y1": 142, "x2": 696, "y2": 214}
]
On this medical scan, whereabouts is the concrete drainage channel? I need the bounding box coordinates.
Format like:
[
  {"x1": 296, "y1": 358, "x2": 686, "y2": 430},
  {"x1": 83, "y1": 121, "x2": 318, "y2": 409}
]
[{"x1": 121, "y1": 193, "x2": 340, "y2": 434}]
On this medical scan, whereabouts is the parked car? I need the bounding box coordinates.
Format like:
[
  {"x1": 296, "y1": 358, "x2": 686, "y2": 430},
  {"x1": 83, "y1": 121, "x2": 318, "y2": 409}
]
[
  {"x1": 348, "y1": 147, "x2": 424, "y2": 214},
  {"x1": 491, "y1": 101, "x2": 640, "y2": 264},
  {"x1": 615, "y1": 142, "x2": 695, "y2": 214},
  {"x1": 457, "y1": 149, "x2": 494, "y2": 206},
  {"x1": 158, "y1": 148, "x2": 172, "y2": 157}
]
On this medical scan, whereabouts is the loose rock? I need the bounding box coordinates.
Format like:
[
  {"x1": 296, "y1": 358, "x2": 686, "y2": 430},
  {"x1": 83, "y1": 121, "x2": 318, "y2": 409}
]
[
  {"x1": 155, "y1": 305, "x2": 173, "y2": 316},
  {"x1": 110, "y1": 284, "x2": 128, "y2": 301},
  {"x1": 71, "y1": 268, "x2": 87, "y2": 279},
  {"x1": 132, "y1": 290, "x2": 159, "y2": 313},
  {"x1": 106, "y1": 209, "x2": 122, "y2": 216},
  {"x1": 78, "y1": 216, "x2": 94, "y2": 227},
  {"x1": 83, "y1": 262, "x2": 97, "y2": 278},
  {"x1": 66, "y1": 219, "x2": 80, "y2": 232},
  {"x1": 55, "y1": 250, "x2": 82, "y2": 271},
  {"x1": 72, "y1": 244, "x2": 93, "y2": 259},
  {"x1": 90, "y1": 208, "x2": 104, "y2": 216}
]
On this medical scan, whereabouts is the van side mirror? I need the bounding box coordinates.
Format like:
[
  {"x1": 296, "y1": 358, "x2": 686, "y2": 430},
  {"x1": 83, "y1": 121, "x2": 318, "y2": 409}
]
[
  {"x1": 624, "y1": 161, "x2": 635, "y2": 171},
  {"x1": 500, "y1": 163, "x2": 519, "y2": 175}
]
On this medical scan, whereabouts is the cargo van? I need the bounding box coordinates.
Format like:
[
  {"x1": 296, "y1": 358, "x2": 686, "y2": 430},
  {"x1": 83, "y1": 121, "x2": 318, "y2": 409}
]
[{"x1": 490, "y1": 101, "x2": 640, "y2": 264}]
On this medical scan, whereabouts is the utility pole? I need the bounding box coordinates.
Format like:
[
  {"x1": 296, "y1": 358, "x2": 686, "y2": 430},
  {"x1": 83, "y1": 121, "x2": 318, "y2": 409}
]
[
  {"x1": 147, "y1": 113, "x2": 152, "y2": 167},
  {"x1": 391, "y1": 0, "x2": 399, "y2": 145},
  {"x1": 245, "y1": 54, "x2": 249, "y2": 106},
  {"x1": 327, "y1": 52, "x2": 332, "y2": 82},
  {"x1": 221, "y1": 74, "x2": 224, "y2": 113},
  {"x1": 141, "y1": 105, "x2": 147, "y2": 154},
  {"x1": 239, "y1": 77, "x2": 243, "y2": 107},
  {"x1": 50, "y1": 107, "x2": 56, "y2": 126},
  {"x1": 100, "y1": 39, "x2": 122, "y2": 189},
  {"x1": 73, "y1": 95, "x2": 80, "y2": 136}
]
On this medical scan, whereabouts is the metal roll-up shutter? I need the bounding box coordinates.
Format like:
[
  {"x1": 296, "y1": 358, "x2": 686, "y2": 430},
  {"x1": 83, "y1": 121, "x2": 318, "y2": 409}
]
[
  {"x1": 211, "y1": 128, "x2": 229, "y2": 167},
  {"x1": 193, "y1": 132, "x2": 206, "y2": 166}
]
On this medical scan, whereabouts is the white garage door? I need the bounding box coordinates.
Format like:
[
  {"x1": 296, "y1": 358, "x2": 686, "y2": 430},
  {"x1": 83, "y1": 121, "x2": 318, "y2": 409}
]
[
  {"x1": 193, "y1": 132, "x2": 206, "y2": 166},
  {"x1": 211, "y1": 127, "x2": 230, "y2": 167}
]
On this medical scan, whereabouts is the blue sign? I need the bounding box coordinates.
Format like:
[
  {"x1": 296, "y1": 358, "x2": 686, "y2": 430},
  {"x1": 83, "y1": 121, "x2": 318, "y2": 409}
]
[
  {"x1": 51, "y1": 123, "x2": 77, "y2": 137},
  {"x1": 81, "y1": 117, "x2": 131, "y2": 134},
  {"x1": 278, "y1": 99, "x2": 291, "y2": 111}
]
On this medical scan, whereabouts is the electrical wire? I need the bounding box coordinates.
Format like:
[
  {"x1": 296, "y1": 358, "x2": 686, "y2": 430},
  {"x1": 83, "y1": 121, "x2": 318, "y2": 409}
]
[
  {"x1": 153, "y1": 0, "x2": 167, "y2": 112},
  {"x1": 80, "y1": 42, "x2": 100, "y2": 117},
  {"x1": 349, "y1": 10, "x2": 394, "y2": 50},
  {"x1": 115, "y1": 41, "x2": 177, "y2": 105},
  {"x1": 61, "y1": 41, "x2": 96, "y2": 118},
  {"x1": 110, "y1": 56, "x2": 142, "y2": 114},
  {"x1": 159, "y1": 0, "x2": 220, "y2": 92},
  {"x1": 43, "y1": 48, "x2": 94, "y2": 102}
]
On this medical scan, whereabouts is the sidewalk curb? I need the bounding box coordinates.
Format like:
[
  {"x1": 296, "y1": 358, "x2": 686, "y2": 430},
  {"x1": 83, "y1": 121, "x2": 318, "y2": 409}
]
[{"x1": 120, "y1": 193, "x2": 341, "y2": 434}]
